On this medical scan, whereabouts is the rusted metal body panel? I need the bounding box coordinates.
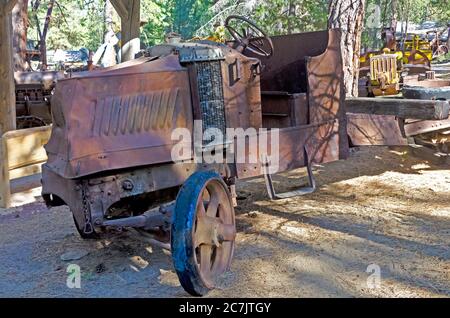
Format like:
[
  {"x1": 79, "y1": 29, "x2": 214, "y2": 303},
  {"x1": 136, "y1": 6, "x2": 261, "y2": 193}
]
[
  {"x1": 347, "y1": 113, "x2": 408, "y2": 146},
  {"x1": 261, "y1": 92, "x2": 308, "y2": 128},
  {"x1": 234, "y1": 120, "x2": 341, "y2": 179},
  {"x1": 306, "y1": 30, "x2": 349, "y2": 160},
  {"x1": 234, "y1": 29, "x2": 348, "y2": 177},
  {"x1": 45, "y1": 55, "x2": 194, "y2": 179},
  {"x1": 256, "y1": 31, "x2": 330, "y2": 93}
]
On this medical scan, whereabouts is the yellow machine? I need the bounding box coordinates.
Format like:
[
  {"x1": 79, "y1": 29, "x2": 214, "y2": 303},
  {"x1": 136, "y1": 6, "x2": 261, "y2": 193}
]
[
  {"x1": 368, "y1": 49, "x2": 401, "y2": 96},
  {"x1": 359, "y1": 30, "x2": 432, "y2": 97},
  {"x1": 402, "y1": 34, "x2": 433, "y2": 64}
]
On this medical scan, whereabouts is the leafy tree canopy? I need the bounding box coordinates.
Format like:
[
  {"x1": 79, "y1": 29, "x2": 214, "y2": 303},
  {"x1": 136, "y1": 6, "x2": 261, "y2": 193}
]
[{"x1": 26, "y1": 0, "x2": 450, "y2": 52}]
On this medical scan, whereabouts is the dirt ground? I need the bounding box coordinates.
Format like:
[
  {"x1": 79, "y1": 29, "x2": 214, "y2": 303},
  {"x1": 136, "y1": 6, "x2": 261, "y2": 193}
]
[{"x1": 0, "y1": 146, "x2": 449, "y2": 298}]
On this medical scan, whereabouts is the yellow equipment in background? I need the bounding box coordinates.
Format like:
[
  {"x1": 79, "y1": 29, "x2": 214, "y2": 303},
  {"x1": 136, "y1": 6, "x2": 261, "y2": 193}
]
[
  {"x1": 402, "y1": 34, "x2": 433, "y2": 64},
  {"x1": 368, "y1": 49, "x2": 401, "y2": 96}
]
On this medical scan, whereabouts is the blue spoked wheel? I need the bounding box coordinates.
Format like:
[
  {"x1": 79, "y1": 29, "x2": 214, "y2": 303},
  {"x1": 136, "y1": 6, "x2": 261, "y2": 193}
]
[{"x1": 171, "y1": 171, "x2": 236, "y2": 296}]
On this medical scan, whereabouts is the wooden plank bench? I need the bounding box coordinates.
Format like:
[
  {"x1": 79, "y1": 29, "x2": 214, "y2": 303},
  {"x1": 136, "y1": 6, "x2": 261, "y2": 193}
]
[{"x1": 0, "y1": 126, "x2": 51, "y2": 208}]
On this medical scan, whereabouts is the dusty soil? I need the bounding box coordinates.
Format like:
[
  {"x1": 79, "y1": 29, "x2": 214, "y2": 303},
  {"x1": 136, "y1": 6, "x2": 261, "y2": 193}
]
[{"x1": 0, "y1": 146, "x2": 449, "y2": 298}]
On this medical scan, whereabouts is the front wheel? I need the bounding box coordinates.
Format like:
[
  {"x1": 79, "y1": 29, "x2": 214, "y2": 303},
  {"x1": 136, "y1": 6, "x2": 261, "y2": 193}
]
[{"x1": 171, "y1": 171, "x2": 236, "y2": 296}]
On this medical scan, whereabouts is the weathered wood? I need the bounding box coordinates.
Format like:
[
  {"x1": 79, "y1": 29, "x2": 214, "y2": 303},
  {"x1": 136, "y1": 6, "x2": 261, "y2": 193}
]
[
  {"x1": 3, "y1": 126, "x2": 51, "y2": 170},
  {"x1": 110, "y1": 0, "x2": 127, "y2": 19},
  {"x1": 0, "y1": 1, "x2": 17, "y2": 134},
  {"x1": 347, "y1": 113, "x2": 408, "y2": 146},
  {"x1": 10, "y1": 173, "x2": 42, "y2": 194},
  {"x1": 9, "y1": 162, "x2": 42, "y2": 180},
  {"x1": 111, "y1": 0, "x2": 140, "y2": 62},
  {"x1": 0, "y1": 126, "x2": 50, "y2": 208},
  {"x1": 0, "y1": 133, "x2": 11, "y2": 208},
  {"x1": 346, "y1": 97, "x2": 450, "y2": 120}
]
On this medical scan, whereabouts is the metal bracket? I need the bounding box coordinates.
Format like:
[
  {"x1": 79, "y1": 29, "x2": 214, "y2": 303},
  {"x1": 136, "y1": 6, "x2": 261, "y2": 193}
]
[{"x1": 263, "y1": 146, "x2": 316, "y2": 200}]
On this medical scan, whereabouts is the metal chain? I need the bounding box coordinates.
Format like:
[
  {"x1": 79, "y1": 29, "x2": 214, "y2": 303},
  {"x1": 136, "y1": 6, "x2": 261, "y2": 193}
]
[{"x1": 81, "y1": 183, "x2": 94, "y2": 235}]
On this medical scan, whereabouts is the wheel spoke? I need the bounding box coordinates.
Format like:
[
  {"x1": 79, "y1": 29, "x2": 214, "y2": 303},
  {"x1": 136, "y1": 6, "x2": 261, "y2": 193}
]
[
  {"x1": 197, "y1": 200, "x2": 206, "y2": 217},
  {"x1": 217, "y1": 222, "x2": 236, "y2": 242},
  {"x1": 200, "y1": 245, "x2": 212, "y2": 273},
  {"x1": 228, "y1": 26, "x2": 244, "y2": 40},
  {"x1": 206, "y1": 193, "x2": 220, "y2": 217},
  {"x1": 248, "y1": 43, "x2": 270, "y2": 57}
]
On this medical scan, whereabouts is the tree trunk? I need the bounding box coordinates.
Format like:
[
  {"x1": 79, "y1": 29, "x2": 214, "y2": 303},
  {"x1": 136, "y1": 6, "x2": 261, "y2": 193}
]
[
  {"x1": 328, "y1": 0, "x2": 365, "y2": 97},
  {"x1": 104, "y1": 0, "x2": 114, "y2": 42},
  {"x1": 287, "y1": 1, "x2": 296, "y2": 35},
  {"x1": 390, "y1": 0, "x2": 397, "y2": 31},
  {"x1": 0, "y1": 0, "x2": 18, "y2": 135},
  {"x1": 447, "y1": 23, "x2": 450, "y2": 49},
  {"x1": 12, "y1": 0, "x2": 28, "y2": 71},
  {"x1": 40, "y1": 0, "x2": 55, "y2": 70}
]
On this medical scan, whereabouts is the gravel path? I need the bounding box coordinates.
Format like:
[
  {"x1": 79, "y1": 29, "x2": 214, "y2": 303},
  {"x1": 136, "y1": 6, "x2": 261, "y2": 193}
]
[{"x1": 0, "y1": 146, "x2": 448, "y2": 298}]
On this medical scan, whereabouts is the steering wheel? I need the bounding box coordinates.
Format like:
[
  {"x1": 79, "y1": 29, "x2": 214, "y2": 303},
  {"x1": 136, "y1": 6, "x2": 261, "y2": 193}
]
[{"x1": 225, "y1": 15, "x2": 274, "y2": 58}]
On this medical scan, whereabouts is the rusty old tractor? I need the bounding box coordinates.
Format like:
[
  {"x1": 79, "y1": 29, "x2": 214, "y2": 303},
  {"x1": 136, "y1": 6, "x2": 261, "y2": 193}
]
[
  {"x1": 41, "y1": 16, "x2": 348, "y2": 296},
  {"x1": 14, "y1": 71, "x2": 64, "y2": 129}
]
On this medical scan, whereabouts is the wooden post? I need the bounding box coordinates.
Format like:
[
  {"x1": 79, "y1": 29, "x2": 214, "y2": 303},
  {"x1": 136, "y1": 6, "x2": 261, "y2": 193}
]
[
  {"x1": 0, "y1": 135, "x2": 11, "y2": 208},
  {"x1": 0, "y1": 0, "x2": 17, "y2": 135},
  {"x1": 111, "y1": 0, "x2": 140, "y2": 62}
]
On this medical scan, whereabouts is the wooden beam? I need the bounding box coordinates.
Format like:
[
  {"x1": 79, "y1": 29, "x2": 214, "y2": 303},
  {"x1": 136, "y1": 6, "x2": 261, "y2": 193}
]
[
  {"x1": 0, "y1": 133, "x2": 11, "y2": 208},
  {"x1": 9, "y1": 162, "x2": 42, "y2": 180},
  {"x1": 110, "y1": 0, "x2": 128, "y2": 19},
  {"x1": 111, "y1": 0, "x2": 140, "y2": 62},
  {"x1": 3, "y1": 126, "x2": 50, "y2": 170},
  {"x1": 0, "y1": 1, "x2": 17, "y2": 134},
  {"x1": 346, "y1": 97, "x2": 450, "y2": 120}
]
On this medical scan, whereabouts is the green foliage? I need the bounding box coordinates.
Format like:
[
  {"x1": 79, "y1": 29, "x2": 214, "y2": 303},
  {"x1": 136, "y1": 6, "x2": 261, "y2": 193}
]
[
  {"x1": 252, "y1": 0, "x2": 328, "y2": 35},
  {"x1": 140, "y1": 1, "x2": 171, "y2": 46},
  {"x1": 362, "y1": 0, "x2": 450, "y2": 50},
  {"x1": 435, "y1": 52, "x2": 450, "y2": 63},
  {"x1": 26, "y1": 0, "x2": 449, "y2": 52},
  {"x1": 28, "y1": 0, "x2": 107, "y2": 50}
]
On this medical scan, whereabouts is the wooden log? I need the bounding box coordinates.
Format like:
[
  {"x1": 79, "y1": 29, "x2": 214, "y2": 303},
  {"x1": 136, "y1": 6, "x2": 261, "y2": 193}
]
[{"x1": 346, "y1": 97, "x2": 450, "y2": 120}]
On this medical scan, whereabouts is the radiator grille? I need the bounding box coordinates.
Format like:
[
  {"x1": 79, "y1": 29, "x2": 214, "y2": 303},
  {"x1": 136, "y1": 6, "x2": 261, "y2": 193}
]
[
  {"x1": 195, "y1": 61, "x2": 226, "y2": 144},
  {"x1": 370, "y1": 54, "x2": 399, "y2": 83}
]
